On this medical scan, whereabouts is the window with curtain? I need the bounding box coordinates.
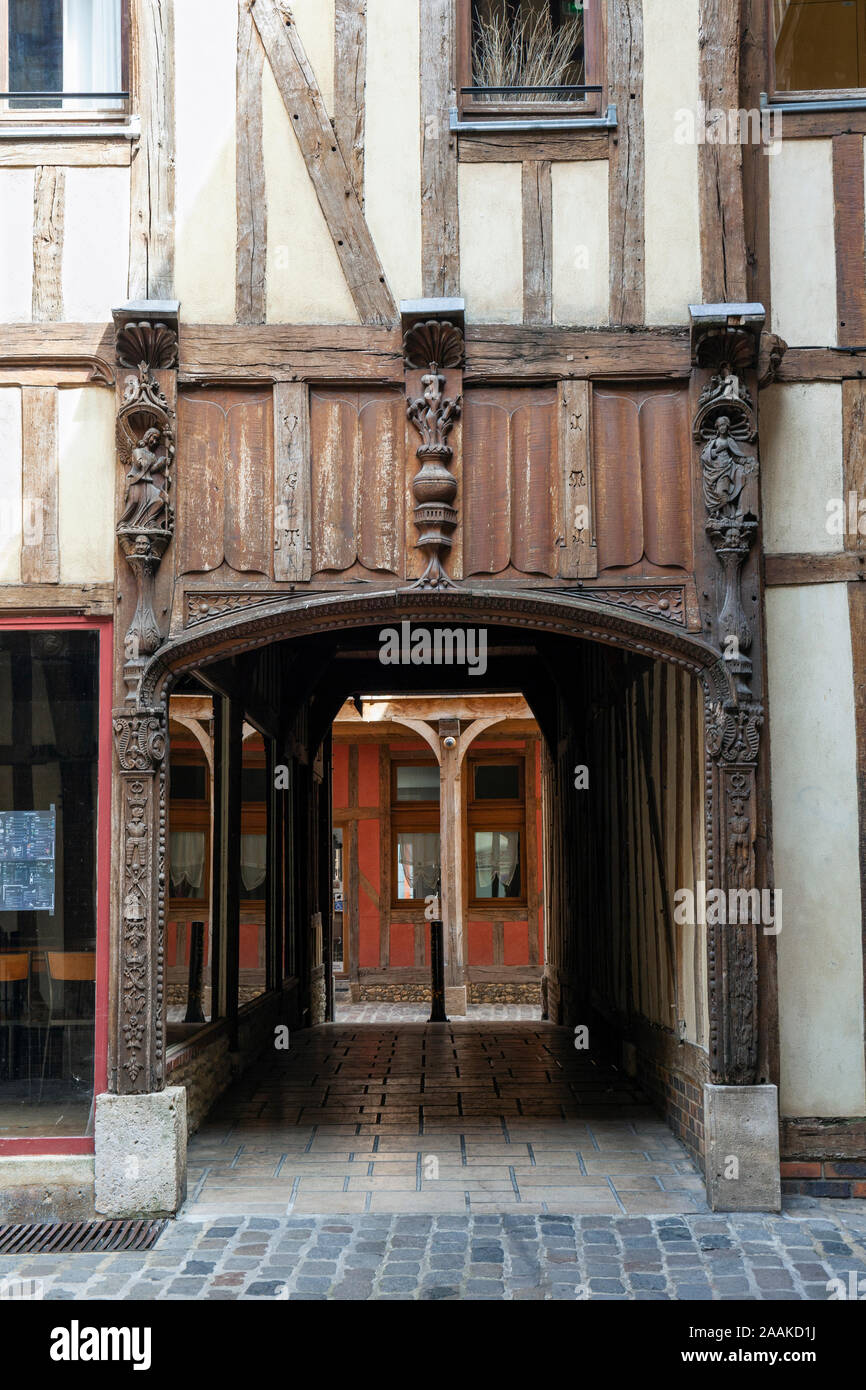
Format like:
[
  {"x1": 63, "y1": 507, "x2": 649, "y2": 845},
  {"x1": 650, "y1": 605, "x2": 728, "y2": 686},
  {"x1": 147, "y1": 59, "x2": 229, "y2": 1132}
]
[
  {"x1": 168, "y1": 737, "x2": 210, "y2": 909},
  {"x1": 468, "y1": 757, "x2": 526, "y2": 904},
  {"x1": 3, "y1": 0, "x2": 126, "y2": 113},
  {"x1": 391, "y1": 757, "x2": 440, "y2": 905},
  {"x1": 395, "y1": 831, "x2": 441, "y2": 902},
  {"x1": 772, "y1": 0, "x2": 866, "y2": 94}
]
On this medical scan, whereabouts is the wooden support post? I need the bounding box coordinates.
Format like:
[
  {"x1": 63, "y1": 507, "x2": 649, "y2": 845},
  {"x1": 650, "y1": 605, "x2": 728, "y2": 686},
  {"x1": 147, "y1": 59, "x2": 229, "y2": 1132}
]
[
  {"x1": 128, "y1": 0, "x2": 175, "y2": 299},
  {"x1": 237, "y1": 0, "x2": 267, "y2": 324},
  {"x1": 420, "y1": 0, "x2": 459, "y2": 297},
  {"x1": 607, "y1": 0, "x2": 645, "y2": 325},
  {"x1": 224, "y1": 699, "x2": 243, "y2": 1049}
]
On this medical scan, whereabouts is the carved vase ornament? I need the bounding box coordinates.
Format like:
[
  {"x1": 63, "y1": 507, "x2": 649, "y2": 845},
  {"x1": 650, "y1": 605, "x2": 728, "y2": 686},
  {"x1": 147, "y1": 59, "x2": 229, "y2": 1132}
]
[
  {"x1": 115, "y1": 320, "x2": 178, "y2": 675},
  {"x1": 404, "y1": 319, "x2": 464, "y2": 590}
]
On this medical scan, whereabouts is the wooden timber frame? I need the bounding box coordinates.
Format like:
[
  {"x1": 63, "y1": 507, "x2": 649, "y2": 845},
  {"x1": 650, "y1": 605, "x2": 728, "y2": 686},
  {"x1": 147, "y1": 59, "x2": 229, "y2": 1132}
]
[{"x1": 0, "y1": 0, "x2": 793, "y2": 1124}]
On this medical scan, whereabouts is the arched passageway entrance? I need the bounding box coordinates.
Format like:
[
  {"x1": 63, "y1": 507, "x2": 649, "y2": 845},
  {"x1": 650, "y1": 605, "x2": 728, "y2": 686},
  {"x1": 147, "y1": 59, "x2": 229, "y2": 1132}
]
[{"x1": 109, "y1": 587, "x2": 778, "y2": 1213}]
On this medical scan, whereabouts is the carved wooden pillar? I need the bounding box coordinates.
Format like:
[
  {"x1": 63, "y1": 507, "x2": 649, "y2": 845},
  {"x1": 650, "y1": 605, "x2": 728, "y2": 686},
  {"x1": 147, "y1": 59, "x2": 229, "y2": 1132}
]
[
  {"x1": 111, "y1": 302, "x2": 179, "y2": 1094},
  {"x1": 112, "y1": 709, "x2": 167, "y2": 1093},
  {"x1": 689, "y1": 304, "x2": 783, "y2": 1087},
  {"x1": 402, "y1": 301, "x2": 465, "y2": 589}
]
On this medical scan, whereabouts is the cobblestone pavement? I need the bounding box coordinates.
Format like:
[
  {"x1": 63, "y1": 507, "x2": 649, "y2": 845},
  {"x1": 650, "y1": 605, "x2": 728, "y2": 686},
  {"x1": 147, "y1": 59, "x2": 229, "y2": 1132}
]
[
  {"x1": 3, "y1": 1204, "x2": 866, "y2": 1300},
  {"x1": 334, "y1": 1002, "x2": 541, "y2": 1023},
  {"x1": 182, "y1": 1023, "x2": 708, "y2": 1217}
]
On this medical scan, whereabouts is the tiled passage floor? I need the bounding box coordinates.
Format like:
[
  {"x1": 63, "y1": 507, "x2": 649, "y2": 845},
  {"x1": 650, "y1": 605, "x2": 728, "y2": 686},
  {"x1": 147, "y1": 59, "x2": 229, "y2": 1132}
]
[{"x1": 184, "y1": 1023, "x2": 708, "y2": 1218}]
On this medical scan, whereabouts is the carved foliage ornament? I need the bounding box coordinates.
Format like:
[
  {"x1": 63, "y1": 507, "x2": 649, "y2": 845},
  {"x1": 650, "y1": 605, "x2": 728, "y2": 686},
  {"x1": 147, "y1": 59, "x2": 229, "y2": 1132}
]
[{"x1": 404, "y1": 320, "x2": 464, "y2": 591}]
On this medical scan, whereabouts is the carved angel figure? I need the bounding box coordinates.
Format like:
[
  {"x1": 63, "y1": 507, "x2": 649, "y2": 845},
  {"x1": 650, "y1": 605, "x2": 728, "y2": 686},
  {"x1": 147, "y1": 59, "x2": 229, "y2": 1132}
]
[
  {"x1": 701, "y1": 416, "x2": 757, "y2": 520},
  {"x1": 118, "y1": 427, "x2": 170, "y2": 531}
]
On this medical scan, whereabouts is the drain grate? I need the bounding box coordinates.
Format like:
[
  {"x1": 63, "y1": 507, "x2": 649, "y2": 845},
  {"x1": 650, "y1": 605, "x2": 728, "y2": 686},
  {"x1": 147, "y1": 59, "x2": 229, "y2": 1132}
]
[{"x1": 0, "y1": 1218, "x2": 167, "y2": 1256}]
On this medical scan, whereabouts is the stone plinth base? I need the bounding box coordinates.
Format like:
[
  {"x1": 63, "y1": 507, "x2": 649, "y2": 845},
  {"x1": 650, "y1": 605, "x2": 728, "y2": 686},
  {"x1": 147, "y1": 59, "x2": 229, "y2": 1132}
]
[
  {"x1": 445, "y1": 986, "x2": 467, "y2": 1016},
  {"x1": 95, "y1": 1087, "x2": 188, "y2": 1217},
  {"x1": 704, "y1": 1083, "x2": 781, "y2": 1212}
]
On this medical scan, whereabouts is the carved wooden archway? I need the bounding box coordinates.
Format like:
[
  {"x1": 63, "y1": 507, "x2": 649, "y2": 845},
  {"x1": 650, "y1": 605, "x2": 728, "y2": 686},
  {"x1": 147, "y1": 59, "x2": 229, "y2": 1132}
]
[{"x1": 110, "y1": 582, "x2": 762, "y2": 1096}]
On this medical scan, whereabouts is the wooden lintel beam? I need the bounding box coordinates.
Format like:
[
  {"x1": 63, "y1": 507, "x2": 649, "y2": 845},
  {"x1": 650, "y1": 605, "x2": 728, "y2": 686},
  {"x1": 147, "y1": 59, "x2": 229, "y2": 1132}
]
[{"x1": 250, "y1": 0, "x2": 397, "y2": 326}]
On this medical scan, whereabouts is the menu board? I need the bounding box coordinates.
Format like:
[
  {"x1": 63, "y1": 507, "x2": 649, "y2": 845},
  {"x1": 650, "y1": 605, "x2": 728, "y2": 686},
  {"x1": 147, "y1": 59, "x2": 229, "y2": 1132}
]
[{"x1": 0, "y1": 807, "x2": 56, "y2": 913}]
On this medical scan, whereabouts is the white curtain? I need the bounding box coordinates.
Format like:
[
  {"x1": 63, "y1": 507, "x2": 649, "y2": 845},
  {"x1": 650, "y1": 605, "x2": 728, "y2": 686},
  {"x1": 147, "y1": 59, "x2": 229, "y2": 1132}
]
[
  {"x1": 169, "y1": 831, "x2": 206, "y2": 895},
  {"x1": 474, "y1": 830, "x2": 520, "y2": 898},
  {"x1": 62, "y1": 0, "x2": 122, "y2": 108},
  {"x1": 240, "y1": 834, "x2": 267, "y2": 893},
  {"x1": 396, "y1": 833, "x2": 439, "y2": 900}
]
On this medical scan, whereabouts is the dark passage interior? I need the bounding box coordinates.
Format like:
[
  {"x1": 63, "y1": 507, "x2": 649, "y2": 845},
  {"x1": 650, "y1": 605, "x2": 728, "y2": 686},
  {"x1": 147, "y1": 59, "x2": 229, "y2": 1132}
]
[{"x1": 162, "y1": 613, "x2": 712, "y2": 1207}]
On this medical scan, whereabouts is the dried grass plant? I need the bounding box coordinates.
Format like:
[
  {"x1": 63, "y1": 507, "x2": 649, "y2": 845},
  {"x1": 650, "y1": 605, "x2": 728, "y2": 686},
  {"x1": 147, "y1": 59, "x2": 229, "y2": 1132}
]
[{"x1": 471, "y1": 2, "x2": 585, "y2": 100}]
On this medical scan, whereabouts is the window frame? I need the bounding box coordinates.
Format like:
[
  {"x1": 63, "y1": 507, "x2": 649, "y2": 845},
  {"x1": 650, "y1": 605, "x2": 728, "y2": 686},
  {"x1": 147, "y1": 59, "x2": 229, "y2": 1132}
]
[
  {"x1": 390, "y1": 754, "x2": 441, "y2": 908},
  {"x1": 466, "y1": 752, "x2": 528, "y2": 908},
  {"x1": 0, "y1": 0, "x2": 131, "y2": 126},
  {"x1": 767, "y1": 0, "x2": 866, "y2": 103},
  {"x1": 456, "y1": 0, "x2": 604, "y2": 122},
  {"x1": 167, "y1": 736, "x2": 211, "y2": 912}
]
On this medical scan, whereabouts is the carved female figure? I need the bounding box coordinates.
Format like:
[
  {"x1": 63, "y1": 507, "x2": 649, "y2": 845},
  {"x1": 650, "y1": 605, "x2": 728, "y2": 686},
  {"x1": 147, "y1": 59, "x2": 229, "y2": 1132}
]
[
  {"x1": 118, "y1": 428, "x2": 170, "y2": 531},
  {"x1": 701, "y1": 415, "x2": 756, "y2": 520}
]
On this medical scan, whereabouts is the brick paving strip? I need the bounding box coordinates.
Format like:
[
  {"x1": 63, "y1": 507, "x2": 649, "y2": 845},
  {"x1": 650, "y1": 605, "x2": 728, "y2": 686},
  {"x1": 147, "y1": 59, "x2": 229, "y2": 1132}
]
[{"x1": 2, "y1": 1207, "x2": 865, "y2": 1300}]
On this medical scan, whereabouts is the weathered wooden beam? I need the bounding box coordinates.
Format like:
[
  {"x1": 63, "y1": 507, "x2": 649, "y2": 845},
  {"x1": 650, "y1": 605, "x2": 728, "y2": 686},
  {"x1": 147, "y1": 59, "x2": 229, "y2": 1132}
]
[
  {"x1": 464, "y1": 325, "x2": 692, "y2": 379},
  {"x1": 237, "y1": 0, "x2": 268, "y2": 324},
  {"x1": 334, "y1": 0, "x2": 366, "y2": 204},
  {"x1": 522, "y1": 161, "x2": 552, "y2": 326},
  {"x1": 764, "y1": 552, "x2": 866, "y2": 586},
  {"x1": 697, "y1": 0, "x2": 748, "y2": 303},
  {"x1": 273, "y1": 380, "x2": 312, "y2": 581},
  {"x1": 843, "y1": 379, "x2": 866, "y2": 554},
  {"x1": 607, "y1": 0, "x2": 645, "y2": 325},
  {"x1": 20, "y1": 386, "x2": 59, "y2": 584},
  {"x1": 128, "y1": 0, "x2": 175, "y2": 299},
  {"x1": 0, "y1": 142, "x2": 131, "y2": 168},
  {"x1": 0, "y1": 582, "x2": 114, "y2": 614},
  {"x1": 740, "y1": 0, "x2": 771, "y2": 317},
  {"x1": 558, "y1": 378, "x2": 596, "y2": 578},
  {"x1": 833, "y1": 135, "x2": 866, "y2": 349},
  {"x1": 420, "y1": 0, "x2": 459, "y2": 297},
  {"x1": 458, "y1": 131, "x2": 610, "y2": 163},
  {"x1": 250, "y1": 0, "x2": 397, "y2": 325},
  {"x1": 32, "y1": 167, "x2": 65, "y2": 322}
]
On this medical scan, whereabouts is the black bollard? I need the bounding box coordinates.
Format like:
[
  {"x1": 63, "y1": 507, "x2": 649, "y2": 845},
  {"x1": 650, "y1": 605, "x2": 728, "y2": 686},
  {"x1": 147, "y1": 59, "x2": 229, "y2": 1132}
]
[
  {"x1": 184, "y1": 921, "x2": 206, "y2": 1024},
  {"x1": 428, "y1": 918, "x2": 448, "y2": 1023}
]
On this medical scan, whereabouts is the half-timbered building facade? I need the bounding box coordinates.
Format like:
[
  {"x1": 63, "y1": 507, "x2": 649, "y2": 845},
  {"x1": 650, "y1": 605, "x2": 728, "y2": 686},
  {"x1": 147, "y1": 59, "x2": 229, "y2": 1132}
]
[{"x1": 0, "y1": 0, "x2": 864, "y2": 1219}]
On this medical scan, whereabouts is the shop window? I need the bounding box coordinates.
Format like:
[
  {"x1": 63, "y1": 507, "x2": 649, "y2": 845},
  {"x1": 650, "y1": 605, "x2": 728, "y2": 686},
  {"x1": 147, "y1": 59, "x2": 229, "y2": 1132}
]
[
  {"x1": 0, "y1": 625, "x2": 108, "y2": 1141},
  {"x1": 1, "y1": 0, "x2": 129, "y2": 117},
  {"x1": 458, "y1": 0, "x2": 601, "y2": 118},
  {"x1": 391, "y1": 757, "x2": 440, "y2": 905},
  {"x1": 771, "y1": 0, "x2": 866, "y2": 96},
  {"x1": 468, "y1": 756, "x2": 526, "y2": 905}
]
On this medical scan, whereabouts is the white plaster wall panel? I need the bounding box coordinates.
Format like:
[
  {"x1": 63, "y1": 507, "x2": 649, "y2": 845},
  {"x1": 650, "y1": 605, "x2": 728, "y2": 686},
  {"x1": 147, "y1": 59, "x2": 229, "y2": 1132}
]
[
  {"x1": 761, "y1": 383, "x2": 843, "y2": 555},
  {"x1": 174, "y1": 0, "x2": 237, "y2": 322},
  {"x1": 643, "y1": 0, "x2": 702, "y2": 324},
  {"x1": 364, "y1": 0, "x2": 422, "y2": 303},
  {"x1": 767, "y1": 585, "x2": 866, "y2": 1116},
  {"x1": 62, "y1": 168, "x2": 130, "y2": 321},
  {"x1": 770, "y1": 140, "x2": 837, "y2": 347},
  {"x1": 0, "y1": 170, "x2": 34, "y2": 322},
  {"x1": 263, "y1": 63, "x2": 358, "y2": 323},
  {"x1": 58, "y1": 388, "x2": 115, "y2": 583},
  {"x1": 551, "y1": 161, "x2": 609, "y2": 326},
  {"x1": 292, "y1": 0, "x2": 335, "y2": 115},
  {"x1": 459, "y1": 163, "x2": 523, "y2": 323},
  {"x1": 0, "y1": 388, "x2": 22, "y2": 582}
]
